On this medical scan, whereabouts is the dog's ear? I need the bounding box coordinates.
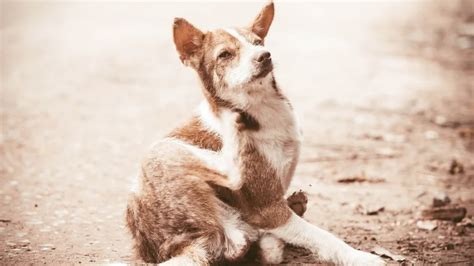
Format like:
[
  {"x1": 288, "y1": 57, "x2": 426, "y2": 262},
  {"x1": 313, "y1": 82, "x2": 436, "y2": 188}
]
[
  {"x1": 250, "y1": 1, "x2": 274, "y2": 40},
  {"x1": 173, "y1": 18, "x2": 204, "y2": 67}
]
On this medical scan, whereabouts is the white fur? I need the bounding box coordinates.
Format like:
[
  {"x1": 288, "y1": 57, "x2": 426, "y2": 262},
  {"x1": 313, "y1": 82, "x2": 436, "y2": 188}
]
[
  {"x1": 200, "y1": 103, "x2": 244, "y2": 189},
  {"x1": 165, "y1": 102, "x2": 244, "y2": 190},
  {"x1": 198, "y1": 100, "x2": 223, "y2": 132},
  {"x1": 259, "y1": 234, "x2": 285, "y2": 264},
  {"x1": 224, "y1": 28, "x2": 270, "y2": 89},
  {"x1": 218, "y1": 203, "x2": 258, "y2": 260},
  {"x1": 159, "y1": 241, "x2": 208, "y2": 266},
  {"x1": 158, "y1": 255, "x2": 199, "y2": 266},
  {"x1": 270, "y1": 213, "x2": 385, "y2": 266},
  {"x1": 224, "y1": 227, "x2": 247, "y2": 255},
  {"x1": 167, "y1": 137, "x2": 242, "y2": 190},
  {"x1": 222, "y1": 216, "x2": 249, "y2": 260}
]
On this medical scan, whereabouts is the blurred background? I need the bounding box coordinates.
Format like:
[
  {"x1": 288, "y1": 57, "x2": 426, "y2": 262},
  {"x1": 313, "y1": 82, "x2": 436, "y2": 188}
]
[{"x1": 1, "y1": 0, "x2": 473, "y2": 264}]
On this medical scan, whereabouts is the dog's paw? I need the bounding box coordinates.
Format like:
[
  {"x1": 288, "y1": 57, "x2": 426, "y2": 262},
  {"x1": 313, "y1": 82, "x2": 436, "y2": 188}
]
[
  {"x1": 259, "y1": 234, "x2": 284, "y2": 265},
  {"x1": 344, "y1": 250, "x2": 386, "y2": 266},
  {"x1": 286, "y1": 190, "x2": 308, "y2": 217},
  {"x1": 224, "y1": 228, "x2": 250, "y2": 262}
]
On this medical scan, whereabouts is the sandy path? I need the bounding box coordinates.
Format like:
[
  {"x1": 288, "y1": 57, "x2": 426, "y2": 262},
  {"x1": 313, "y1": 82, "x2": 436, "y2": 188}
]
[{"x1": 1, "y1": 1, "x2": 473, "y2": 264}]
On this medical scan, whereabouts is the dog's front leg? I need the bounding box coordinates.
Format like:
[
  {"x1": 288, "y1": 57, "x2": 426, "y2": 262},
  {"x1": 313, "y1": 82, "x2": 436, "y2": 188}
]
[
  {"x1": 269, "y1": 212, "x2": 385, "y2": 266},
  {"x1": 176, "y1": 109, "x2": 248, "y2": 189}
]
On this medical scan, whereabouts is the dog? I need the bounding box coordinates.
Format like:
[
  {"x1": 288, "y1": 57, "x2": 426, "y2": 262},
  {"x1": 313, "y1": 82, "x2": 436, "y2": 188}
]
[{"x1": 126, "y1": 1, "x2": 385, "y2": 265}]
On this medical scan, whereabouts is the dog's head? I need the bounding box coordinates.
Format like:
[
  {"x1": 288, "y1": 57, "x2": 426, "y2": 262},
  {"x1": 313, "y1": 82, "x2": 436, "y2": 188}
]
[{"x1": 173, "y1": 1, "x2": 275, "y2": 109}]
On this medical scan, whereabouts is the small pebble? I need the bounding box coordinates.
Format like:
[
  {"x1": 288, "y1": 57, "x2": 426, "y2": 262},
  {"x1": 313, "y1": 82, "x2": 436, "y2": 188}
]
[
  {"x1": 434, "y1": 115, "x2": 447, "y2": 126},
  {"x1": 16, "y1": 232, "x2": 27, "y2": 238},
  {"x1": 424, "y1": 130, "x2": 439, "y2": 140},
  {"x1": 40, "y1": 227, "x2": 52, "y2": 233},
  {"x1": 19, "y1": 239, "x2": 30, "y2": 246},
  {"x1": 39, "y1": 244, "x2": 55, "y2": 250},
  {"x1": 433, "y1": 192, "x2": 451, "y2": 207}
]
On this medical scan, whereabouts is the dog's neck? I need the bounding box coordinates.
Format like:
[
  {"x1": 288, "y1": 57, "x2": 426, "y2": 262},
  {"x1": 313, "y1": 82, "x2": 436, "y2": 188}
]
[
  {"x1": 199, "y1": 73, "x2": 301, "y2": 191},
  {"x1": 202, "y1": 73, "x2": 292, "y2": 132}
]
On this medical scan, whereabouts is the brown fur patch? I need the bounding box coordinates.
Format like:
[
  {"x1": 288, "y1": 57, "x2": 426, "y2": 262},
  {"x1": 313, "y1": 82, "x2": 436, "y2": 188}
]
[
  {"x1": 126, "y1": 198, "x2": 159, "y2": 262},
  {"x1": 250, "y1": 2, "x2": 274, "y2": 39},
  {"x1": 168, "y1": 116, "x2": 222, "y2": 151},
  {"x1": 234, "y1": 109, "x2": 260, "y2": 131},
  {"x1": 173, "y1": 18, "x2": 205, "y2": 65}
]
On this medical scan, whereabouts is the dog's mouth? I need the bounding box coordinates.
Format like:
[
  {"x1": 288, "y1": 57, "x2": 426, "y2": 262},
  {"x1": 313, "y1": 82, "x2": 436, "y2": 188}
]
[{"x1": 253, "y1": 58, "x2": 273, "y2": 79}]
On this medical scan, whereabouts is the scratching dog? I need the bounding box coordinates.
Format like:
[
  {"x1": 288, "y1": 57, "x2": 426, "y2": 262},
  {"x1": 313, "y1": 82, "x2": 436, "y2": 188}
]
[{"x1": 126, "y1": 2, "x2": 385, "y2": 265}]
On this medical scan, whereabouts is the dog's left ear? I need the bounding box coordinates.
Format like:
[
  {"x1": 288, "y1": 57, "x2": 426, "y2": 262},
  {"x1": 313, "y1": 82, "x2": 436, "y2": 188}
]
[{"x1": 250, "y1": 1, "x2": 274, "y2": 40}]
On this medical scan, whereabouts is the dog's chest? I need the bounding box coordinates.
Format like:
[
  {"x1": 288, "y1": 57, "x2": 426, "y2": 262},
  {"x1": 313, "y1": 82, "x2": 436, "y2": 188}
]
[
  {"x1": 235, "y1": 104, "x2": 301, "y2": 227},
  {"x1": 248, "y1": 101, "x2": 301, "y2": 184}
]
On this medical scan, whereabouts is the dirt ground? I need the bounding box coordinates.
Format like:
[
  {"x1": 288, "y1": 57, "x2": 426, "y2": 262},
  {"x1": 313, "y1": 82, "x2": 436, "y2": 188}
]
[{"x1": 1, "y1": 1, "x2": 473, "y2": 265}]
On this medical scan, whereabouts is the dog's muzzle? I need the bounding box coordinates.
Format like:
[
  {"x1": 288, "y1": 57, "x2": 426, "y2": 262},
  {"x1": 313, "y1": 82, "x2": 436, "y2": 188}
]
[{"x1": 254, "y1": 52, "x2": 273, "y2": 79}]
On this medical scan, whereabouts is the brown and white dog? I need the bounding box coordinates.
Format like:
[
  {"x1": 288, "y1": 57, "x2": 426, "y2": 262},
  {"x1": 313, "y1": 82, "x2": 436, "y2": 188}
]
[{"x1": 126, "y1": 2, "x2": 385, "y2": 265}]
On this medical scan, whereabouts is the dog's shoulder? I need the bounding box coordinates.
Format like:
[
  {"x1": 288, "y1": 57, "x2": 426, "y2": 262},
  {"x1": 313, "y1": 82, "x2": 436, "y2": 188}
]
[{"x1": 167, "y1": 115, "x2": 223, "y2": 152}]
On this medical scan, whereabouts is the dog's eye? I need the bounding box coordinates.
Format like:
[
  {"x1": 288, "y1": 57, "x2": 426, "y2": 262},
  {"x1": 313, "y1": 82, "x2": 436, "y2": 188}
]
[
  {"x1": 253, "y1": 39, "x2": 263, "y2": 46},
  {"x1": 218, "y1": 51, "x2": 232, "y2": 60}
]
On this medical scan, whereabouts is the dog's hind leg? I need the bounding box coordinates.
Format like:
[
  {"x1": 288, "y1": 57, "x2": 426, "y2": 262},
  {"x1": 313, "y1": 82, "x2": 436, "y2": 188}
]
[
  {"x1": 126, "y1": 178, "x2": 226, "y2": 264},
  {"x1": 269, "y1": 212, "x2": 385, "y2": 266}
]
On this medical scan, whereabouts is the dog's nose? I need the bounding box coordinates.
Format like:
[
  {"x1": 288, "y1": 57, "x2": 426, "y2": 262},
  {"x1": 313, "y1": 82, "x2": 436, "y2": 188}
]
[{"x1": 256, "y1": 51, "x2": 271, "y2": 63}]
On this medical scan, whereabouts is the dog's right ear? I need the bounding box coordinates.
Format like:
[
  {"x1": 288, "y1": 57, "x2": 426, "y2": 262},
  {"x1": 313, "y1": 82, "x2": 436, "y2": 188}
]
[{"x1": 173, "y1": 18, "x2": 204, "y2": 67}]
